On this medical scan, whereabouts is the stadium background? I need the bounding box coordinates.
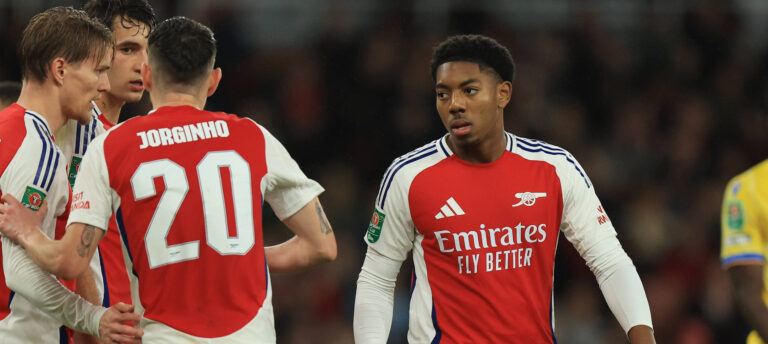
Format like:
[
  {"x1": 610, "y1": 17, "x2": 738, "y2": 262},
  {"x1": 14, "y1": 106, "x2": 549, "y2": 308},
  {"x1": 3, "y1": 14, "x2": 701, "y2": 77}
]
[{"x1": 2, "y1": 0, "x2": 768, "y2": 343}]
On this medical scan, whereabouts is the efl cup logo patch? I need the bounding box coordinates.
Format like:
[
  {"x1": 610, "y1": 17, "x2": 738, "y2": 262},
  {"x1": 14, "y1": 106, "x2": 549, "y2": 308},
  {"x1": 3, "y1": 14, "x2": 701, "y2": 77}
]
[
  {"x1": 67, "y1": 156, "x2": 83, "y2": 188},
  {"x1": 367, "y1": 209, "x2": 386, "y2": 243},
  {"x1": 727, "y1": 201, "x2": 744, "y2": 230},
  {"x1": 21, "y1": 186, "x2": 46, "y2": 211}
]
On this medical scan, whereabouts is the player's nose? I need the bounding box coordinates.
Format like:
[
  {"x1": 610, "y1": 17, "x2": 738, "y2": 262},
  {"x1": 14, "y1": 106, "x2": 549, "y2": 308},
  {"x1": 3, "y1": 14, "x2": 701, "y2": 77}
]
[
  {"x1": 98, "y1": 73, "x2": 111, "y2": 93},
  {"x1": 135, "y1": 50, "x2": 148, "y2": 71},
  {"x1": 449, "y1": 93, "x2": 466, "y2": 114}
]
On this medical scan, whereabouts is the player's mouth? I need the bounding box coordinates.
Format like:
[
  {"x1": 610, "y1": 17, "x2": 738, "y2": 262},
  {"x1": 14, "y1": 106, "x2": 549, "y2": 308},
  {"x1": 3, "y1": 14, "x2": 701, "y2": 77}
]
[
  {"x1": 450, "y1": 120, "x2": 472, "y2": 137},
  {"x1": 129, "y1": 79, "x2": 144, "y2": 92}
]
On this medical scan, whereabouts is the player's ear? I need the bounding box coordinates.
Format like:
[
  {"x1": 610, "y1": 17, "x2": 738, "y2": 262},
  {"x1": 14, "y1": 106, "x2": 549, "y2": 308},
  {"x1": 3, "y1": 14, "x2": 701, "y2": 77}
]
[
  {"x1": 50, "y1": 57, "x2": 66, "y2": 86},
  {"x1": 206, "y1": 68, "x2": 222, "y2": 97},
  {"x1": 141, "y1": 63, "x2": 152, "y2": 92},
  {"x1": 497, "y1": 80, "x2": 512, "y2": 108}
]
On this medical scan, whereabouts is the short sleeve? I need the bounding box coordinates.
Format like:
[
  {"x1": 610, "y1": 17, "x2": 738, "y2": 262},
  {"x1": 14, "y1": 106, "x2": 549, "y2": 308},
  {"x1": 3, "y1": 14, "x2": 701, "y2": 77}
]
[
  {"x1": 259, "y1": 125, "x2": 324, "y2": 220},
  {"x1": 1, "y1": 137, "x2": 58, "y2": 208},
  {"x1": 66, "y1": 134, "x2": 113, "y2": 232},
  {"x1": 363, "y1": 167, "x2": 415, "y2": 263},
  {"x1": 721, "y1": 177, "x2": 765, "y2": 266}
]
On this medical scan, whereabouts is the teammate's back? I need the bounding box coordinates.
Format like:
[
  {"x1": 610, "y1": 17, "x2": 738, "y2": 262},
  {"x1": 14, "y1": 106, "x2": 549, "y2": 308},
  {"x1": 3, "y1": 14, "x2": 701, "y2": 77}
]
[
  {"x1": 94, "y1": 106, "x2": 274, "y2": 336},
  {"x1": 63, "y1": 17, "x2": 335, "y2": 343}
]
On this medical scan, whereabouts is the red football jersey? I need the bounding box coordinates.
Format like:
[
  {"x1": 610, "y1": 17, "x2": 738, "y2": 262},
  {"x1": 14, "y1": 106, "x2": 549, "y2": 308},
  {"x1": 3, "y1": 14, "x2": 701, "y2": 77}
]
[
  {"x1": 68, "y1": 105, "x2": 322, "y2": 339},
  {"x1": 97, "y1": 112, "x2": 132, "y2": 308},
  {"x1": 365, "y1": 133, "x2": 616, "y2": 343}
]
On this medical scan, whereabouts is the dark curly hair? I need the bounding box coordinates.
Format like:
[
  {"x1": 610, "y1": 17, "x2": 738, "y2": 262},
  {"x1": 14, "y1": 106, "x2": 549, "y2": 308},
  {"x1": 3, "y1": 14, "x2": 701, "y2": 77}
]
[
  {"x1": 148, "y1": 16, "x2": 216, "y2": 85},
  {"x1": 430, "y1": 34, "x2": 515, "y2": 83},
  {"x1": 83, "y1": 0, "x2": 155, "y2": 34}
]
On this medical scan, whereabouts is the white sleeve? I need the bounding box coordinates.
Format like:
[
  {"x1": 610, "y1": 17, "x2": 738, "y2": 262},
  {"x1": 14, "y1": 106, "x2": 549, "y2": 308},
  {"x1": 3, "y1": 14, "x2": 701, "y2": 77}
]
[
  {"x1": 2, "y1": 237, "x2": 106, "y2": 336},
  {"x1": 0, "y1": 133, "x2": 106, "y2": 336},
  {"x1": 353, "y1": 165, "x2": 415, "y2": 343},
  {"x1": 363, "y1": 170, "x2": 415, "y2": 262},
  {"x1": 67, "y1": 135, "x2": 113, "y2": 230},
  {"x1": 258, "y1": 125, "x2": 324, "y2": 220},
  {"x1": 354, "y1": 247, "x2": 402, "y2": 344},
  {"x1": 584, "y1": 236, "x2": 653, "y2": 333},
  {"x1": 558, "y1": 153, "x2": 653, "y2": 333}
]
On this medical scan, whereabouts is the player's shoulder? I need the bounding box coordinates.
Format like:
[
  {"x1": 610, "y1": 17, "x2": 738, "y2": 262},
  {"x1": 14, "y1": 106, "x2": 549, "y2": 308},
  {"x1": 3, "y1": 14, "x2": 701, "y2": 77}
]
[
  {"x1": 18, "y1": 110, "x2": 56, "y2": 152},
  {"x1": 386, "y1": 137, "x2": 448, "y2": 178},
  {"x1": 0, "y1": 104, "x2": 30, "y2": 147},
  {"x1": 725, "y1": 159, "x2": 768, "y2": 199},
  {"x1": 375, "y1": 137, "x2": 448, "y2": 208},
  {"x1": 510, "y1": 133, "x2": 572, "y2": 161},
  {"x1": 212, "y1": 111, "x2": 264, "y2": 131},
  {"x1": 1, "y1": 108, "x2": 62, "y2": 190},
  {"x1": 510, "y1": 133, "x2": 591, "y2": 188},
  {"x1": 740, "y1": 159, "x2": 768, "y2": 182}
]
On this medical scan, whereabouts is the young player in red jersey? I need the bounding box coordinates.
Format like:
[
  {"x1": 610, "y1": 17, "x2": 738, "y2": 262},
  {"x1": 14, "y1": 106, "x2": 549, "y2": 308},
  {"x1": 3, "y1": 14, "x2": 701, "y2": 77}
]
[
  {"x1": 353, "y1": 35, "x2": 656, "y2": 343},
  {"x1": 0, "y1": 16, "x2": 336, "y2": 343},
  {"x1": 51, "y1": 2, "x2": 155, "y2": 343},
  {"x1": 54, "y1": 1, "x2": 156, "y2": 332},
  {"x1": 0, "y1": 7, "x2": 140, "y2": 344}
]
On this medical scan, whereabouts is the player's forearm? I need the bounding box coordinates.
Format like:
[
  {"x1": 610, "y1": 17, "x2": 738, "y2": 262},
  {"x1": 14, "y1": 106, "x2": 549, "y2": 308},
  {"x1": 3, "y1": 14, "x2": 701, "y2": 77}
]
[
  {"x1": 733, "y1": 281, "x2": 768, "y2": 340},
  {"x1": 17, "y1": 225, "x2": 71, "y2": 277},
  {"x1": 354, "y1": 271, "x2": 396, "y2": 343},
  {"x1": 2, "y1": 237, "x2": 106, "y2": 336},
  {"x1": 598, "y1": 262, "x2": 654, "y2": 334},
  {"x1": 352, "y1": 281, "x2": 394, "y2": 344},
  {"x1": 265, "y1": 235, "x2": 335, "y2": 273},
  {"x1": 76, "y1": 263, "x2": 102, "y2": 306},
  {"x1": 353, "y1": 247, "x2": 403, "y2": 343},
  {"x1": 268, "y1": 198, "x2": 337, "y2": 273}
]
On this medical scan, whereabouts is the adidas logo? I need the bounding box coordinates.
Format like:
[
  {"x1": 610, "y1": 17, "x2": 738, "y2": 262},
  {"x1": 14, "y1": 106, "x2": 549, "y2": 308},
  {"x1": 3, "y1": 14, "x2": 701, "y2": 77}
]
[{"x1": 435, "y1": 197, "x2": 465, "y2": 219}]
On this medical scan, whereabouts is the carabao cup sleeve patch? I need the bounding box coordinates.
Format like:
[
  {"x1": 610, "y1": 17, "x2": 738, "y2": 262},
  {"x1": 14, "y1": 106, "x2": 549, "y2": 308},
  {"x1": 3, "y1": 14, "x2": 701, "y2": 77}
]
[{"x1": 367, "y1": 209, "x2": 386, "y2": 243}]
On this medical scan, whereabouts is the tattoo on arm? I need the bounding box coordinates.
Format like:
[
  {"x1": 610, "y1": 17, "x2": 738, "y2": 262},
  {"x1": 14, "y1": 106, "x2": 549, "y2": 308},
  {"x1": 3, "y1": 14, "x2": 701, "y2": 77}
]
[
  {"x1": 315, "y1": 201, "x2": 333, "y2": 235},
  {"x1": 76, "y1": 225, "x2": 97, "y2": 258}
]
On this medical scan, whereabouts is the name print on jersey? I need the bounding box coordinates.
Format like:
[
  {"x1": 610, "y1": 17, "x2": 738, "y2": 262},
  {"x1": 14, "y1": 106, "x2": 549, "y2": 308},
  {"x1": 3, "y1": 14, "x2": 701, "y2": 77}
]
[
  {"x1": 435, "y1": 222, "x2": 547, "y2": 274},
  {"x1": 137, "y1": 120, "x2": 230, "y2": 149}
]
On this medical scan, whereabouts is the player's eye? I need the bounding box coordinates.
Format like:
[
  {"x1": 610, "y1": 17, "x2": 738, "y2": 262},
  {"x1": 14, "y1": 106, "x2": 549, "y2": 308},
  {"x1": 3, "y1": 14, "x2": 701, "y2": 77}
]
[
  {"x1": 436, "y1": 91, "x2": 448, "y2": 99},
  {"x1": 121, "y1": 47, "x2": 134, "y2": 54},
  {"x1": 464, "y1": 88, "x2": 478, "y2": 95}
]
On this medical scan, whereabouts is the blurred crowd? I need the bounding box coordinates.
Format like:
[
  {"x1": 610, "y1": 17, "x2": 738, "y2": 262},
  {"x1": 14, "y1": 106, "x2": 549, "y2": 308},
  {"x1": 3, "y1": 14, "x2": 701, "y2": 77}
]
[{"x1": 2, "y1": 0, "x2": 768, "y2": 343}]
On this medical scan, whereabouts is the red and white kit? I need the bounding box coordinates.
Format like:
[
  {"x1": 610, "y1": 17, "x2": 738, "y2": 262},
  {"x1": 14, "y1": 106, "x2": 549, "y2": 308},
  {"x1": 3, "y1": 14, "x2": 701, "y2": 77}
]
[
  {"x1": 0, "y1": 104, "x2": 105, "y2": 343},
  {"x1": 56, "y1": 103, "x2": 130, "y2": 309},
  {"x1": 67, "y1": 105, "x2": 323, "y2": 343},
  {"x1": 356, "y1": 133, "x2": 651, "y2": 343}
]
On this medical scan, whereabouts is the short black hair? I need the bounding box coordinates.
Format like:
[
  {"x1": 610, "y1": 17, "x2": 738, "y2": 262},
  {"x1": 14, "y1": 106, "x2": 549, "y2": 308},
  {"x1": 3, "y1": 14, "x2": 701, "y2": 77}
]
[
  {"x1": 0, "y1": 81, "x2": 21, "y2": 104},
  {"x1": 430, "y1": 34, "x2": 515, "y2": 83},
  {"x1": 148, "y1": 16, "x2": 216, "y2": 86},
  {"x1": 83, "y1": 0, "x2": 156, "y2": 33}
]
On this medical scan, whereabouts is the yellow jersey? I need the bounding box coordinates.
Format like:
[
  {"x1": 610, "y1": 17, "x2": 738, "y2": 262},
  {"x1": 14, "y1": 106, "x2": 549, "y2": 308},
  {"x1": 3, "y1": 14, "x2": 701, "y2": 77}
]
[{"x1": 721, "y1": 159, "x2": 768, "y2": 344}]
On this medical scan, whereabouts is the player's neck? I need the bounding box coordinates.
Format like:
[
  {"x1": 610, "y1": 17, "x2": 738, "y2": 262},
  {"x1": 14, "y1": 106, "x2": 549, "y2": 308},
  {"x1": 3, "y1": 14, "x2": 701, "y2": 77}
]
[
  {"x1": 448, "y1": 130, "x2": 507, "y2": 164},
  {"x1": 150, "y1": 91, "x2": 206, "y2": 111},
  {"x1": 96, "y1": 93, "x2": 125, "y2": 125},
  {"x1": 16, "y1": 82, "x2": 66, "y2": 133}
]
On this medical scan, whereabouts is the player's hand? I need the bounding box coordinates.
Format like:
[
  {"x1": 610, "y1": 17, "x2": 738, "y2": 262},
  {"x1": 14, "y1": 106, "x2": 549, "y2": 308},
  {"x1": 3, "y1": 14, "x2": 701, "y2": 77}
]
[
  {"x1": 98, "y1": 302, "x2": 143, "y2": 344},
  {"x1": 0, "y1": 193, "x2": 47, "y2": 246}
]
